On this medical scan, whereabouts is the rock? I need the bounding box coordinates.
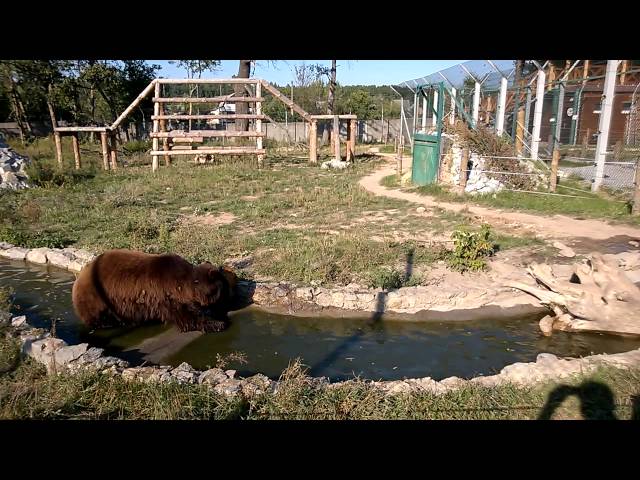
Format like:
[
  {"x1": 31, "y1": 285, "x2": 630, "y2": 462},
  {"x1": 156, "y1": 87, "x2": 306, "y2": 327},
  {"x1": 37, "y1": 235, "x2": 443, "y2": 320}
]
[
  {"x1": 416, "y1": 206, "x2": 426, "y2": 214},
  {"x1": 213, "y1": 378, "x2": 243, "y2": 396},
  {"x1": 198, "y1": 368, "x2": 228, "y2": 385},
  {"x1": 11, "y1": 315, "x2": 27, "y2": 328},
  {"x1": 93, "y1": 356, "x2": 129, "y2": 370},
  {"x1": 629, "y1": 240, "x2": 640, "y2": 248},
  {"x1": 552, "y1": 241, "x2": 576, "y2": 258},
  {"x1": 0, "y1": 311, "x2": 11, "y2": 326},
  {"x1": 0, "y1": 247, "x2": 29, "y2": 261},
  {"x1": 72, "y1": 249, "x2": 96, "y2": 262},
  {"x1": 24, "y1": 337, "x2": 67, "y2": 372},
  {"x1": 225, "y1": 369, "x2": 236, "y2": 379},
  {"x1": 170, "y1": 362, "x2": 199, "y2": 383},
  {"x1": 26, "y1": 248, "x2": 49, "y2": 264},
  {"x1": 46, "y1": 250, "x2": 75, "y2": 270},
  {"x1": 536, "y1": 353, "x2": 559, "y2": 364},
  {"x1": 0, "y1": 242, "x2": 12, "y2": 250},
  {"x1": 73, "y1": 347, "x2": 105, "y2": 366},
  {"x1": 241, "y1": 374, "x2": 274, "y2": 397},
  {"x1": 53, "y1": 343, "x2": 89, "y2": 369},
  {"x1": 68, "y1": 259, "x2": 89, "y2": 273},
  {"x1": 539, "y1": 315, "x2": 555, "y2": 336}
]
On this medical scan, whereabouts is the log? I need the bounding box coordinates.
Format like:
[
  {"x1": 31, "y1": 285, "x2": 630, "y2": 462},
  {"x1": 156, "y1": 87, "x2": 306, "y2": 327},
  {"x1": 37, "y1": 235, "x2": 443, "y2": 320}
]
[
  {"x1": 99, "y1": 132, "x2": 109, "y2": 171},
  {"x1": 260, "y1": 80, "x2": 312, "y2": 122},
  {"x1": 256, "y1": 81, "x2": 264, "y2": 168},
  {"x1": 71, "y1": 133, "x2": 81, "y2": 170},
  {"x1": 149, "y1": 148, "x2": 265, "y2": 156},
  {"x1": 55, "y1": 126, "x2": 110, "y2": 132},
  {"x1": 152, "y1": 82, "x2": 160, "y2": 172},
  {"x1": 111, "y1": 80, "x2": 156, "y2": 130},
  {"x1": 310, "y1": 114, "x2": 357, "y2": 120},
  {"x1": 309, "y1": 120, "x2": 318, "y2": 164},
  {"x1": 153, "y1": 97, "x2": 263, "y2": 103},
  {"x1": 151, "y1": 114, "x2": 266, "y2": 120},
  {"x1": 150, "y1": 130, "x2": 265, "y2": 138},
  {"x1": 349, "y1": 119, "x2": 357, "y2": 162},
  {"x1": 54, "y1": 132, "x2": 63, "y2": 167},
  {"x1": 109, "y1": 134, "x2": 118, "y2": 170},
  {"x1": 156, "y1": 78, "x2": 260, "y2": 85},
  {"x1": 506, "y1": 253, "x2": 640, "y2": 336}
]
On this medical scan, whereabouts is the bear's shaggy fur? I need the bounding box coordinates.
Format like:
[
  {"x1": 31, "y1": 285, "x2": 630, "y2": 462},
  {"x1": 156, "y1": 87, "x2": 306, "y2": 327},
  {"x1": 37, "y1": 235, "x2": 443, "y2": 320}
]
[{"x1": 72, "y1": 249, "x2": 238, "y2": 333}]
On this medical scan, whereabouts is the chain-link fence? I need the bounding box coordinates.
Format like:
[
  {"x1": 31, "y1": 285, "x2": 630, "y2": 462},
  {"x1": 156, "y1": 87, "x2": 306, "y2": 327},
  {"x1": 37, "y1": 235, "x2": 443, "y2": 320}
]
[{"x1": 393, "y1": 60, "x2": 640, "y2": 197}]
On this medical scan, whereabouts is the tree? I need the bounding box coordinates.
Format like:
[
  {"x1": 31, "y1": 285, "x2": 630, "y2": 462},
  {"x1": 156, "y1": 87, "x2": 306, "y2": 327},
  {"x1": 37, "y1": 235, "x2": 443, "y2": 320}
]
[
  {"x1": 234, "y1": 60, "x2": 253, "y2": 133},
  {"x1": 168, "y1": 60, "x2": 220, "y2": 129}
]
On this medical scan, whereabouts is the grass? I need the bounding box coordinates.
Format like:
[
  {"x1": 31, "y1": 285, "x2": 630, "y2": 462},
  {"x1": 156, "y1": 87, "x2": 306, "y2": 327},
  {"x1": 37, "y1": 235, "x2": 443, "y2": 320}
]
[
  {"x1": 0, "y1": 136, "x2": 535, "y2": 286},
  {"x1": 405, "y1": 176, "x2": 638, "y2": 224},
  {"x1": 0, "y1": 339, "x2": 638, "y2": 419}
]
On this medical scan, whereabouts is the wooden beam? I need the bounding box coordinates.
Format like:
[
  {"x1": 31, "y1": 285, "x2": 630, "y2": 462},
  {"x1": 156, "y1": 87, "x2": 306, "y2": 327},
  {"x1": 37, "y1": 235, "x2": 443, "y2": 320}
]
[
  {"x1": 54, "y1": 126, "x2": 109, "y2": 132},
  {"x1": 150, "y1": 130, "x2": 266, "y2": 138},
  {"x1": 310, "y1": 114, "x2": 358, "y2": 120},
  {"x1": 54, "y1": 132, "x2": 63, "y2": 167},
  {"x1": 349, "y1": 119, "x2": 356, "y2": 162},
  {"x1": 172, "y1": 137, "x2": 204, "y2": 143},
  {"x1": 260, "y1": 80, "x2": 312, "y2": 122},
  {"x1": 156, "y1": 78, "x2": 260, "y2": 85},
  {"x1": 333, "y1": 116, "x2": 340, "y2": 161},
  {"x1": 71, "y1": 133, "x2": 81, "y2": 170},
  {"x1": 620, "y1": 60, "x2": 628, "y2": 85},
  {"x1": 100, "y1": 132, "x2": 110, "y2": 171},
  {"x1": 550, "y1": 148, "x2": 560, "y2": 192},
  {"x1": 151, "y1": 114, "x2": 266, "y2": 120},
  {"x1": 153, "y1": 96, "x2": 263, "y2": 103},
  {"x1": 111, "y1": 80, "x2": 156, "y2": 130},
  {"x1": 149, "y1": 148, "x2": 265, "y2": 156}
]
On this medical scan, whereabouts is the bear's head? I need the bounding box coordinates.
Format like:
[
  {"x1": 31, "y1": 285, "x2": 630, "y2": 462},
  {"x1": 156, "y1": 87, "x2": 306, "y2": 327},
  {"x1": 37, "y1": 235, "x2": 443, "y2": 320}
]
[{"x1": 193, "y1": 262, "x2": 238, "y2": 308}]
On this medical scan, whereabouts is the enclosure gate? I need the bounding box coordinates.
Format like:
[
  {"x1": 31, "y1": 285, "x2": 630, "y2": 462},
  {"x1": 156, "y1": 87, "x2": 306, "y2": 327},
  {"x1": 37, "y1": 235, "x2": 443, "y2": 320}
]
[{"x1": 411, "y1": 82, "x2": 445, "y2": 186}]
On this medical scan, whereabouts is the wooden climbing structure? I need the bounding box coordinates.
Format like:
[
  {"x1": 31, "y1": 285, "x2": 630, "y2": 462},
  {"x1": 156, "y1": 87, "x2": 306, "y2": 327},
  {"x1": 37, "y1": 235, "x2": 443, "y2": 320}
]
[{"x1": 53, "y1": 78, "x2": 358, "y2": 171}]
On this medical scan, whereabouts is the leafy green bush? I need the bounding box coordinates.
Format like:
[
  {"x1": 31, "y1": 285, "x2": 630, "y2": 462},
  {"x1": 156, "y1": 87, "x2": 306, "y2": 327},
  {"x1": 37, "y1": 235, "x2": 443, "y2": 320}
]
[
  {"x1": 446, "y1": 224, "x2": 494, "y2": 273},
  {"x1": 0, "y1": 226, "x2": 73, "y2": 249},
  {"x1": 25, "y1": 162, "x2": 95, "y2": 187},
  {"x1": 122, "y1": 140, "x2": 151, "y2": 155}
]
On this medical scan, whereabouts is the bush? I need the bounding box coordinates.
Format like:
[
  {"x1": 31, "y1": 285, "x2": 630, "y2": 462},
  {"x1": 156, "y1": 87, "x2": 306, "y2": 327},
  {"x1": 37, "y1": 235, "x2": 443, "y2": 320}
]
[
  {"x1": 446, "y1": 224, "x2": 494, "y2": 273},
  {"x1": 122, "y1": 140, "x2": 151, "y2": 155},
  {"x1": 25, "y1": 162, "x2": 95, "y2": 188},
  {"x1": 0, "y1": 226, "x2": 74, "y2": 249},
  {"x1": 367, "y1": 267, "x2": 404, "y2": 290}
]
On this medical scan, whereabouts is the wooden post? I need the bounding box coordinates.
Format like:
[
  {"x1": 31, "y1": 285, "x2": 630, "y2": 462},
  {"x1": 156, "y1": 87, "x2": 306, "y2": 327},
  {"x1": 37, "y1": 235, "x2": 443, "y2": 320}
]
[
  {"x1": 71, "y1": 133, "x2": 81, "y2": 170},
  {"x1": 633, "y1": 160, "x2": 640, "y2": 215},
  {"x1": 333, "y1": 116, "x2": 340, "y2": 161},
  {"x1": 459, "y1": 147, "x2": 469, "y2": 190},
  {"x1": 396, "y1": 134, "x2": 404, "y2": 177},
  {"x1": 256, "y1": 81, "x2": 264, "y2": 168},
  {"x1": 159, "y1": 102, "x2": 170, "y2": 166},
  {"x1": 152, "y1": 81, "x2": 160, "y2": 172},
  {"x1": 54, "y1": 132, "x2": 63, "y2": 167},
  {"x1": 550, "y1": 147, "x2": 560, "y2": 192},
  {"x1": 620, "y1": 60, "x2": 628, "y2": 85},
  {"x1": 349, "y1": 119, "x2": 356, "y2": 162},
  {"x1": 515, "y1": 107, "x2": 525, "y2": 156},
  {"x1": 346, "y1": 119, "x2": 352, "y2": 163},
  {"x1": 109, "y1": 133, "x2": 118, "y2": 170},
  {"x1": 309, "y1": 120, "x2": 317, "y2": 164},
  {"x1": 100, "y1": 132, "x2": 110, "y2": 171},
  {"x1": 581, "y1": 127, "x2": 591, "y2": 157}
]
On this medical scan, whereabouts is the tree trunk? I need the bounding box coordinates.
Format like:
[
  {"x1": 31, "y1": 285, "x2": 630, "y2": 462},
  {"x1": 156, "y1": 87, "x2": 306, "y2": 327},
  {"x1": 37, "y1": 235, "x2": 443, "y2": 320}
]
[
  {"x1": 2, "y1": 66, "x2": 30, "y2": 142},
  {"x1": 323, "y1": 60, "x2": 337, "y2": 147},
  {"x1": 46, "y1": 83, "x2": 58, "y2": 130},
  {"x1": 234, "y1": 60, "x2": 252, "y2": 133},
  {"x1": 506, "y1": 252, "x2": 640, "y2": 337}
]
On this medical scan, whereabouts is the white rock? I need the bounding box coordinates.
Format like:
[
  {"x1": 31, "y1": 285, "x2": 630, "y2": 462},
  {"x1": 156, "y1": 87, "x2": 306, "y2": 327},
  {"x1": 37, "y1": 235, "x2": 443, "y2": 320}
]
[
  {"x1": 0, "y1": 247, "x2": 29, "y2": 260},
  {"x1": 47, "y1": 250, "x2": 74, "y2": 269},
  {"x1": 416, "y1": 206, "x2": 426, "y2": 214},
  {"x1": 11, "y1": 315, "x2": 27, "y2": 328},
  {"x1": 26, "y1": 247, "x2": 49, "y2": 264}
]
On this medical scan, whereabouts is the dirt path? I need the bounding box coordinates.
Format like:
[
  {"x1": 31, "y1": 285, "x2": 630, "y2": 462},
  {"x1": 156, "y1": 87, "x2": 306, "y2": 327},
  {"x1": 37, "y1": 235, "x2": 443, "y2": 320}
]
[{"x1": 360, "y1": 154, "x2": 640, "y2": 250}]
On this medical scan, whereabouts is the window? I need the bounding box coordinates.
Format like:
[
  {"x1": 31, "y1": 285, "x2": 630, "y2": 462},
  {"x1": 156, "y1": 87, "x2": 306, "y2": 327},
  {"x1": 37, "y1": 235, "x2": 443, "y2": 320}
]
[
  {"x1": 621, "y1": 102, "x2": 632, "y2": 114},
  {"x1": 593, "y1": 103, "x2": 601, "y2": 114}
]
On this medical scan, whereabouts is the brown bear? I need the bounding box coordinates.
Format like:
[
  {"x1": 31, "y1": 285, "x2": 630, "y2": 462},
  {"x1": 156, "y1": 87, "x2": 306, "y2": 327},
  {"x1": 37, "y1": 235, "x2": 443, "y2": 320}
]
[{"x1": 72, "y1": 249, "x2": 238, "y2": 333}]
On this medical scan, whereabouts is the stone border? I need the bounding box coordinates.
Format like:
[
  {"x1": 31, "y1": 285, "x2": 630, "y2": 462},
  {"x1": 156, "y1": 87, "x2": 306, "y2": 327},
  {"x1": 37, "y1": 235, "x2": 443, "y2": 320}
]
[
  {"x1": 0, "y1": 241, "x2": 548, "y2": 319},
  {"x1": 3, "y1": 314, "x2": 640, "y2": 399}
]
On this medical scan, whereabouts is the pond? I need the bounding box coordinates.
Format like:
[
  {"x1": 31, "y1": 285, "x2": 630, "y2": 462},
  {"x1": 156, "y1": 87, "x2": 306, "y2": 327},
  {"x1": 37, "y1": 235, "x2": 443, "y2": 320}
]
[{"x1": 2, "y1": 256, "x2": 640, "y2": 382}]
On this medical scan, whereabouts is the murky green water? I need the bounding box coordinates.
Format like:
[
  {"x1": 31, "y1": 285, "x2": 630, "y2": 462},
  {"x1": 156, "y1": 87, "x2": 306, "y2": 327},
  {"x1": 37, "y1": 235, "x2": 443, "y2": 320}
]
[{"x1": 2, "y1": 257, "x2": 640, "y2": 381}]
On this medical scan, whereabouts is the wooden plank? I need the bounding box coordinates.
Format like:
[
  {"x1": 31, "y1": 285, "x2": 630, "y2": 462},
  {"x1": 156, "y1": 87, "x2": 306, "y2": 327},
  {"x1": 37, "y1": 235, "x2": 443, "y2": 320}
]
[
  {"x1": 71, "y1": 133, "x2": 81, "y2": 170},
  {"x1": 256, "y1": 81, "x2": 264, "y2": 168},
  {"x1": 151, "y1": 114, "x2": 266, "y2": 120},
  {"x1": 459, "y1": 147, "x2": 469, "y2": 189},
  {"x1": 150, "y1": 130, "x2": 265, "y2": 138},
  {"x1": 111, "y1": 80, "x2": 156, "y2": 130},
  {"x1": 149, "y1": 148, "x2": 265, "y2": 156},
  {"x1": 55, "y1": 126, "x2": 109, "y2": 132},
  {"x1": 333, "y1": 116, "x2": 340, "y2": 161},
  {"x1": 310, "y1": 114, "x2": 357, "y2": 120},
  {"x1": 349, "y1": 119, "x2": 357, "y2": 162},
  {"x1": 172, "y1": 137, "x2": 204, "y2": 143},
  {"x1": 550, "y1": 148, "x2": 560, "y2": 192},
  {"x1": 633, "y1": 160, "x2": 640, "y2": 215},
  {"x1": 153, "y1": 97, "x2": 263, "y2": 103},
  {"x1": 260, "y1": 80, "x2": 312, "y2": 122},
  {"x1": 156, "y1": 78, "x2": 260, "y2": 85}
]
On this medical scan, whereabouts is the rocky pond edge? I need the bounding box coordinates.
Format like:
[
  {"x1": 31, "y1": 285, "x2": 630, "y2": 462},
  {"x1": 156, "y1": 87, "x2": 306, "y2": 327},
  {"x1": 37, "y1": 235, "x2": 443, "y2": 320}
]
[{"x1": 2, "y1": 241, "x2": 640, "y2": 397}]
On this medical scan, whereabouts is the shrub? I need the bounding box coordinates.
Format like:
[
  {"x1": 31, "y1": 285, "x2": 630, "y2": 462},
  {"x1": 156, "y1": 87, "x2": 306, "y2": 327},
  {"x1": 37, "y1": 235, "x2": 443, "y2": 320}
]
[{"x1": 446, "y1": 224, "x2": 494, "y2": 273}]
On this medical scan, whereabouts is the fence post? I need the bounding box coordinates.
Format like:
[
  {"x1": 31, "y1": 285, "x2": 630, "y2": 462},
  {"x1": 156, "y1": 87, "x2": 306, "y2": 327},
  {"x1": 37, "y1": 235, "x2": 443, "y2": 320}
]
[
  {"x1": 396, "y1": 134, "x2": 404, "y2": 178},
  {"x1": 54, "y1": 132, "x2": 63, "y2": 167},
  {"x1": 633, "y1": 159, "x2": 640, "y2": 215},
  {"x1": 71, "y1": 133, "x2": 81, "y2": 170},
  {"x1": 550, "y1": 148, "x2": 560, "y2": 192}
]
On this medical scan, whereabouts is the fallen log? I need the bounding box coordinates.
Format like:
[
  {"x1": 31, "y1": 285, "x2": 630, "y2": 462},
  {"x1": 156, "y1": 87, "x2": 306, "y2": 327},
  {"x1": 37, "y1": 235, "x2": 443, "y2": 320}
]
[{"x1": 506, "y1": 253, "x2": 640, "y2": 337}]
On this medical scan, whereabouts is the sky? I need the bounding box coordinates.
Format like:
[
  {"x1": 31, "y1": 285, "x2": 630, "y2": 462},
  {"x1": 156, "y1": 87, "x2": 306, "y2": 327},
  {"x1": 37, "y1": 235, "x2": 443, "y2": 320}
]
[{"x1": 151, "y1": 60, "x2": 468, "y2": 86}]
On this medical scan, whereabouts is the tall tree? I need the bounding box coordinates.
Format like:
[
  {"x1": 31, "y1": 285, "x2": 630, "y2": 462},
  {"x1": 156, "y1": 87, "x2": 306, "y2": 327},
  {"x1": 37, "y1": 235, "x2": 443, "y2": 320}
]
[{"x1": 234, "y1": 60, "x2": 252, "y2": 132}]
